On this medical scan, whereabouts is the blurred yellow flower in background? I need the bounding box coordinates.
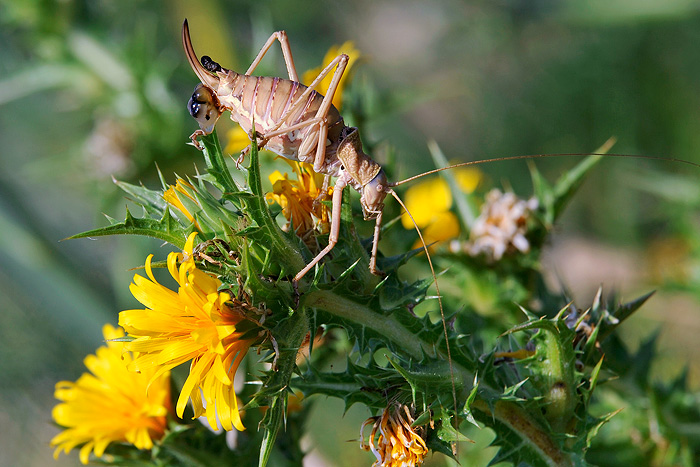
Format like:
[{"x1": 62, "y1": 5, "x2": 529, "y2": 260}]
[
  {"x1": 119, "y1": 233, "x2": 257, "y2": 432},
  {"x1": 302, "y1": 41, "x2": 361, "y2": 111},
  {"x1": 401, "y1": 168, "x2": 481, "y2": 248},
  {"x1": 224, "y1": 125, "x2": 254, "y2": 158},
  {"x1": 51, "y1": 324, "x2": 170, "y2": 465}
]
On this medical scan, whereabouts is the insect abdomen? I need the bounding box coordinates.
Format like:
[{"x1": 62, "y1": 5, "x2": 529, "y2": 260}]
[{"x1": 224, "y1": 74, "x2": 342, "y2": 161}]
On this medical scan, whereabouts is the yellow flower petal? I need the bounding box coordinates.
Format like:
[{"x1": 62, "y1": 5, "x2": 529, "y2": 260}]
[
  {"x1": 163, "y1": 179, "x2": 202, "y2": 231},
  {"x1": 51, "y1": 324, "x2": 170, "y2": 465},
  {"x1": 412, "y1": 211, "x2": 460, "y2": 250},
  {"x1": 400, "y1": 168, "x2": 482, "y2": 247},
  {"x1": 118, "y1": 232, "x2": 257, "y2": 432},
  {"x1": 266, "y1": 160, "x2": 331, "y2": 236},
  {"x1": 454, "y1": 167, "x2": 482, "y2": 193}
]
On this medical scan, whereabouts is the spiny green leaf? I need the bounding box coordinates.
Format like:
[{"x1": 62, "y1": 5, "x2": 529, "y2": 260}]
[
  {"x1": 254, "y1": 311, "x2": 309, "y2": 467},
  {"x1": 240, "y1": 134, "x2": 306, "y2": 278},
  {"x1": 388, "y1": 356, "x2": 464, "y2": 408},
  {"x1": 199, "y1": 130, "x2": 239, "y2": 194},
  {"x1": 68, "y1": 207, "x2": 192, "y2": 249},
  {"x1": 431, "y1": 406, "x2": 472, "y2": 457},
  {"x1": 303, "y1": 288, "x2": 443, "y2": 361},
  {"x1": 585, "y1": 408, "x2": 623, "y2": 450},
  {"x1": 501, "y1": 378, "x2": 531, "y2": 401},
  {"x1": 597, "y1": 290, "x2": 655, "y2": 342},
  {"x1": 501, "y1": 310, "x2": 578, "y2": 431},
  {"x1": 531, "y1": 138, "x2": 615, "y2": 227},
  {"x1": 463, "y1": 374, "x2": 481, "y2": 427},
  {"x1": 292, "y1": 360, "x2": 403, "y2": 410},
  {"x1": 582, "y1": 356, "x2": 605, "y2": 408},
  {"x1": 258, "y1": 394, "x2": 284, "y2": 467},
  {"x1": 113, "y1": 179, "x2": 168, "y2": 217}
]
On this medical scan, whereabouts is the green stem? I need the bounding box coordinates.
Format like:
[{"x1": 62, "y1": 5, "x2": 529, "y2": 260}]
[
  {"x1": 304, "y1": 289, "x2": 428, "y2": 359},
  {"x1": 302, "y1": 289, "x2": 474, "y2": 387},
  {"x1": 472, "y1": 400, "x2": 575, "y2": 467}
]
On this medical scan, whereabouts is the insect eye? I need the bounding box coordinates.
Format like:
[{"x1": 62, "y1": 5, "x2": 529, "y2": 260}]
[
  {"x1": 188, "y1": 84, "x2": 215, "y2": 119},
  {"x1": 187, "y1": 84, "x2": 222, "y2": 132}
]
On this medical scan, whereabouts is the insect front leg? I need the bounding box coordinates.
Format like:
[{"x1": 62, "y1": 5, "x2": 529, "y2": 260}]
[
  {"x1": 369, "y1": 209, "x2": 384, "y2": 276},
  {"x1": 294, "y1": 172, "x2": 350, "y2": 282},
  {"x1": 312, "y1": 174, "x2": 333, "y2": 214},
  {"x1": 189, "y1": 129, "x2": 207, "y2": 150}
]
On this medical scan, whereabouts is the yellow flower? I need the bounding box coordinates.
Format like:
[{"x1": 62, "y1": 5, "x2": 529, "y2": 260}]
[
  {"x1": 401, "y1": 168, "x2": 481, "y2": 248},
  {"x1": 51, "y1": 324, "x2": 170, "y2": 465},
  {"x1": 224, "y1": 125, "x2": 253, "y2": 157},
  {"x1": 266, "y1": 159, "x2": 331, "y2": 236},
  {"x1": 119, "y1": 233, "x2": 257, "y2": 432},
  {"x1": 163, "y1": 178, "x2": 201, "y2": 231},
  {"x1": 360, "y1": 404, "x2": 428, "y2": 467},
  {"x1": 303, "y1": 41, "x2": 361, "y2": 111},
  {"x1": 225, "y1": 42, "x2": 361, "y2": 155}
]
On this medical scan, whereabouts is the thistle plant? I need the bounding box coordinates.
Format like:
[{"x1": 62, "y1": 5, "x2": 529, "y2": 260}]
[{"x1": 48, "y1": 41, "x2": 700, "y2": 467}]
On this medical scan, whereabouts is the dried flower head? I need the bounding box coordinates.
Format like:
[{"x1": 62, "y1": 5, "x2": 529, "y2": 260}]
[
  {"x1": 360, "y1": 404, "x2": 428, "y2": 467},
  {"x1": 460, "y1": 189, "x2": 538, "y2": 261}
]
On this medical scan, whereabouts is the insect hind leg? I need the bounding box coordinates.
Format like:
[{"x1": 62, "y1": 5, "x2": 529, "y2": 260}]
[
  {"x1": 246, "y1": 31, "x2": 300, "y2": 81},
  {"x1": 252, "y1": 53, "x2": 350, "y2": 173}
]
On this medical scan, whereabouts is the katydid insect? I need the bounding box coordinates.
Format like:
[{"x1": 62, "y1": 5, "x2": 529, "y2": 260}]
[{"x1": 182, "y1": 20, "x2": 393, "y2": 283}]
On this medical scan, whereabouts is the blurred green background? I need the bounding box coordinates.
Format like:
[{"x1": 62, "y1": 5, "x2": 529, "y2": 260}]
[{"x1": 1, "y1": 0, "x2": 699, "y2": 465}]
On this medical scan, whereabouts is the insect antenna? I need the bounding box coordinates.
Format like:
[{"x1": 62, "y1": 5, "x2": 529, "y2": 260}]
[
  {"x1": 390, "y1": 152, "x2": 700, "y2": 187},
  {"x1": 387, "y1": 188, "x2": 458, "y2": 433}
]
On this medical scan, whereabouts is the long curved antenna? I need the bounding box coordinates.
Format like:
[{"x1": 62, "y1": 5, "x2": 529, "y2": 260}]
[
  {"x1": 182, "y1": 19, "x2": 220, "y2": 89},
  {"x1": 389, "y1": 152, "x2": 700, "y2": 187},
  {"x1": 388, "y1": 189, "x2": 458, "y2": 429}
]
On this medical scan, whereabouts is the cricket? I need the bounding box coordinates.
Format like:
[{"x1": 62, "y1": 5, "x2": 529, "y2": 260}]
[{"x1": 183, "y1": 19, "x2": 396, "y2": 282}]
